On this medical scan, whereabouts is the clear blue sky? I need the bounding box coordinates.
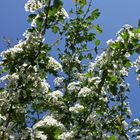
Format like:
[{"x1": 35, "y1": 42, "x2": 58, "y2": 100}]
[{"x1": 0, "y1": 0, "x2": 140, "y2": 120}]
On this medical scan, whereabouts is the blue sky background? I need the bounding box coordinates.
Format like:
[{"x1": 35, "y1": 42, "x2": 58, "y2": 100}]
[{"x1": 0, "y1": 0, "x2": 140, "y2": 121}]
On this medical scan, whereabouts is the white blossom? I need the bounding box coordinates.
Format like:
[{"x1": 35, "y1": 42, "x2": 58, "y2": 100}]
[
  {"x1": 48, "y1": 57, "x2": 62, "y2": 71},
  {"x1": 88, "y1": 76, "x2": 101, "y2": 86},
  {"x1": 61, "y1": 8, "x2": 69, "y2": 19},
  {"x1": 48, "y1": 90, "x2": 63, "y2": 101},
  {"x1": 78, "y1": 87, "x2": 92, "y2": 97},
  {"x1": 99, "y1": 96, "x2": 108, "y2": 103},
  {"x1": 67, "y1": 81, "x2": 81, "y2": 92},
  {"x1": 106, "y1": 39, "x2": 114, "y2": 46},
  {"x1": 34, "y1": 130, "x2": 47, "y2": 140},
  {"x1": 116, "y1": 24, "x2": 133, "y2": 35},
  {"x1": 133, "y1": 118, "x2": 140, "y2": 125},
  {"x1": 88, "y1": 62, "x2": 96, "y2": 72},
  {"x1": 40, "y1": 80, "x2": 50, "y2": 93},
  {"x1": 54, "y1": 77, "x2": 64, "y2": 86},
  {"x1": 33, "y1": 115, "x2": 64, "y2": 130},
  {"x1": 44, "y1": 115, "x2": 64, "y2": 128},
  {"x1": 116, "y1": 35, "x2": 124, "y2": 43},
  {"x1": 131, "y1": 129, "x2": 139, "y2": 133},
  {"x1": 1, "y1": 45, "x2": 23, "y2": 58},
  {"x1": 122, "y1": 120, "x2": 128, "y2": 129},
  {"x1": 25, "y1": 0, "x2": 45, "y2": 13},
  {"x1": 120, "y1": 67, "x2": 128, "y2": 76},
  {"x1": 0, "y1": 114, "x2": 6, "y2": 121},
  {"x1": 69, "y1": 103, "x2": 84, "y2": 113},
  {"x1": 59, "y1": 131, "x2": 74, "y2": 140},
  {"x1": 126, "y1": 106, "x2": 132, "y2": 116},
  {"x1": 125, "y1": 52, "x2": 130, "y2": 58},
  {"x1": 57, "y1": 8, "x2": 69, "y2": 19}
]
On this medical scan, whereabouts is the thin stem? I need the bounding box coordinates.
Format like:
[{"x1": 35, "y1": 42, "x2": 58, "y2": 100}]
[{"x1": 83, "y1": 0, "x2": 92, "y2": 19}]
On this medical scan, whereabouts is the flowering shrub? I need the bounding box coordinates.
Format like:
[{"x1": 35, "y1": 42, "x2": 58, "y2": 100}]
[{"x1": 0, "y1": 0, "x2": 140, "y2": 139}]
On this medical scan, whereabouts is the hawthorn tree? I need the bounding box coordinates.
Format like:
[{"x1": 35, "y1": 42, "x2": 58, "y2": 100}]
[{"x1": 0, "y1": 0, "x2": 140, "y2": 139}]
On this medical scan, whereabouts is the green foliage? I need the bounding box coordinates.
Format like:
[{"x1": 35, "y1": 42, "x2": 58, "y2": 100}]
[{"x1": 0, "y1": 0, "x2": 140, "y2": 140}]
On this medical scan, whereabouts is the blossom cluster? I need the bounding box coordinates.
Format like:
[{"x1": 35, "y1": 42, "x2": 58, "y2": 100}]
[
  {"x1": 69, "y1": 103, "x2": 84, "y2": 113},
  {"x1": 54, "y1": 76, "x2": 64, "y2": 86},
  {"x1": 33, "y1": 115, "x2": 64, "y2": 129},
  {"x1": 25, "y1": 0, "x2": 46, "y2": 13},
  {"x1": 47, "y1": 57, "x2": 62, "y2": 71}
]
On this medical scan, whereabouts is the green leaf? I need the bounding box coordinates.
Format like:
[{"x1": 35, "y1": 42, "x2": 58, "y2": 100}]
[
  {"x1": 54, "y1": 0, "x2": 63, "y2": 9},
  {"x1": 87, "y1": 53, "x2": 93, "y2": 59},
  {"x1": 79, "y1": 0, "x2": 87, "y2": 8},
  {"x1": 84, "y1": 72, "x2": 92, "y2": 78},
  {"x1": 0, "y1": 88, "x2": 4, "y2": 92},
  {"x1": 0, "y1": 68, "x2": 7, "y2": 75},
  {"x1": 124, "y1": 60, "x2": 131, "y2": 68},
  {"x1": 27, "y1": 14, "x2": 36, "y2": 23},
  {"x1": 91, "y1": 9, "x2": 100, "y2": 19},
  {"x1": 36, "y1": 17, "x2": 44, "y2": 31},
  {"x1": 107, "y1": 135, "x2": 116, "y2": 140},
  {"x1": 73, "y1": 0, "x2": 87, "y2": 8},
  {"x1": 94, "y1": 24, "x2": 102, "y2": 34},
  {"x1": 95, "y1": 39, "x2": 100, "y2": 47},
  {"x1": 86, "y1": 33, "x2": 95, "y2": 41},
  {"x1": 51, "y1": 25, "x2": 60, "y2": 34},
  {"x1": 132, "y1": 28, "x2": 140, "y2": 33}
]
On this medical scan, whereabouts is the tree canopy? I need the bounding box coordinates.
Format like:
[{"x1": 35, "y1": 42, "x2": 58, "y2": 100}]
[{"x1": 0, "y1": 0, "x2": 140, "y2": 139}]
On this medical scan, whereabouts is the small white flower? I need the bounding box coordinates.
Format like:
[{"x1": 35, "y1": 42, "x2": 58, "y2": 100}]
[
  {"x1": 88, "y1": 76, "x2": 101, "y2": 86},
  {"x1": 43, "y1": 115, "x2": 64, "y2": 128},
  {"x1": 131, "y1": 129, "x2": 139, "y2": 133},
  {"x1": 125, "y1": 52, "x2": 130, "y2": 58},
  {"x1": 25, "y1": 0, "x2": 44, "y2": 13},
  {"x1": 0, "y1": 114, "x2": 6, "y2": 121},
  {"x1": 88, "y1": 62, "x2": 96, "y2": 72},
  {"x1": 1, "y1": 46, "x2": 23, "y2": 58},
  {"x1": 34, "y1": 130, "x2": 47, "y2": 140},
  {"x1": 116, "y1": 35, "x2": 124, "y2": 43},
  {"x1": 120, "y1": 67, "x2": 128, "y2": 76},
  {"x1": 126, "y1": 107, "x2": 132, "y2": 116},
  {"x1": 33, "y1": 115, "x2": 64, "y2": 130},
  {"x1": 78, "y1": 87, "x2": 92, "y2": 97},
  {"x1": 23, "y1": 63, "x2": 28, "y2": 67},
  {"x1": 59, "y1": 131, "x2": 74, "y2": 140},
  {"x1": 106, "y1": 39, "x2": 114, "y2": 46},
  {"x1": 54, "y1": 77, "x2": 64, "y2": 86},
  {"x1": 99, "y1": 97, "x2": 108, "y2": 103},
  {"x1": 122, "y1": 121, "x2": 128, "y2": 129},
  {"x1": 133, "y1": 118, "x2": 140, "y2": 125},
  {"x1": 61, "y1": 8, "x2": 69, "y2": 19},
  {"x1": 40, "y1": 80, "x2": 50, "y2": 93},
  {"x1": 48, "y1": 57, "x2": 62, "y2": 71},
  {"x1": 69, "y1": 103, "x2": 84, "y2": 113},
  {"x1": 116, "y1": 24, "x2": 132, "y2": 36},
  {"x1": 122, "y1": 24, "x2": 133, "y2": 30},
  {"x1": 48, "y1": 90, "x2": 63, "y2": 101},
  {"x1": 67, "y1": 81, "x2": 81, "y2": 92}
]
